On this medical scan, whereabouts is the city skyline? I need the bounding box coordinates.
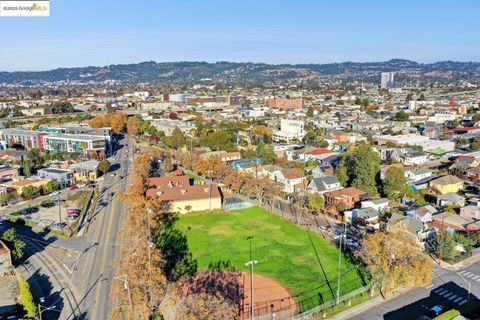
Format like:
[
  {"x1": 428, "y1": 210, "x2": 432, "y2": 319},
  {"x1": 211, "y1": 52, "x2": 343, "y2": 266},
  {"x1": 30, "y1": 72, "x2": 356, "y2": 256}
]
[{"x1": 1, "y1": 0, "x2": 480, "y2": 71}]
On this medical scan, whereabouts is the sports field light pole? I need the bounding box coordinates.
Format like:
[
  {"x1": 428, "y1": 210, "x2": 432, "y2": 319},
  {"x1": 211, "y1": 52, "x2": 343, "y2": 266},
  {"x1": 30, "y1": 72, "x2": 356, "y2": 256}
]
[
  {"x1": 246, "y1": 236, "x2": 258, "y2": 320},
  {"x1": 336, "y1": 222, "x2": 347, "y2": 304}
]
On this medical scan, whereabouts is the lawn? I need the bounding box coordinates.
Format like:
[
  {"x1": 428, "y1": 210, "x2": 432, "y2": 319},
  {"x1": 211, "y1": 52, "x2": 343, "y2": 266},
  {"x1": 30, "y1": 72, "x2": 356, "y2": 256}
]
[{"x1": 176, "y1": 206, "x2": 368, "y2": 310}]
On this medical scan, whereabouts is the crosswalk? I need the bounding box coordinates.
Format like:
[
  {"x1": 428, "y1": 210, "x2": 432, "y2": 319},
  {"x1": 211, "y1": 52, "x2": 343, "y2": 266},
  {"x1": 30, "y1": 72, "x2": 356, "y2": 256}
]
[
  {"x1": 432, "y1": 267, "x2": 449, "y2": 278},
  {"x1": 458, "y1": 270, "x2": 480, "y2": 282},
  {"x1": 432, "y1": 287, "x2": 468, "y2": 306}
]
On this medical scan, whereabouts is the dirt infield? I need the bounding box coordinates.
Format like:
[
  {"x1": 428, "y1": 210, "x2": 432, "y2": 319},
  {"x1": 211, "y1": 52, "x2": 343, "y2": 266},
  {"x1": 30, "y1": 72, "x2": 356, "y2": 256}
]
[{"x1": 241, "y1": 272, "x2": 299, "y2": 320}]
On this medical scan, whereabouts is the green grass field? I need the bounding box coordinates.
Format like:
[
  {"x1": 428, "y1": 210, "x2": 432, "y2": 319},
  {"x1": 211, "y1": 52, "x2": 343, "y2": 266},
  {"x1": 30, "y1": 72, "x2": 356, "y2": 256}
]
[{"x1": 177, "y1": 206, "x2": 368, "y2": 310}]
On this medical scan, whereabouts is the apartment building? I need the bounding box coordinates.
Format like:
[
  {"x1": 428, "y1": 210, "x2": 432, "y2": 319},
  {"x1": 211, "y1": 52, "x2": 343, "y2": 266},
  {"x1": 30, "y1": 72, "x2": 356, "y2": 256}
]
[{"x1": 0, "y1": 129, "x2": 46, "y2": 150}]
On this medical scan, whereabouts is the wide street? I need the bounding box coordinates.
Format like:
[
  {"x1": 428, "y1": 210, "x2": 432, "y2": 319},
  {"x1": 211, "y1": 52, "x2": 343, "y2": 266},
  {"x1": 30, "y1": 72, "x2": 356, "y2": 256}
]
[
  {"x1": 353, "y1": 263, "x2": 480, "y2": 320},
  {"x1": 74, "y1": 133, "x2": 133, "y2": 320},
  {"x1": 0, "y1": 134, "x2": 133, "y2": 320}
]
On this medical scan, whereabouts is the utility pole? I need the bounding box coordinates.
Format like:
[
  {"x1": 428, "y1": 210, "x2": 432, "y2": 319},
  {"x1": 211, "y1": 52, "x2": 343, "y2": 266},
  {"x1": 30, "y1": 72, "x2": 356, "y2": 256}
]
[
  {"x1": 439, "y1": 216, "x2": 445, "y2": 267},
  {"x1": 57, "y1": 194, "x2": 62, "y2": 225},
  {"x1": 147, "y1": 208, "x2": 152, "y2": 268},
  {"x1": 246, "y1": 236, "x2": 258, "y2": 320},
  {"x1": 336, "y1": 222, "x2": 347, "y2": 304}
]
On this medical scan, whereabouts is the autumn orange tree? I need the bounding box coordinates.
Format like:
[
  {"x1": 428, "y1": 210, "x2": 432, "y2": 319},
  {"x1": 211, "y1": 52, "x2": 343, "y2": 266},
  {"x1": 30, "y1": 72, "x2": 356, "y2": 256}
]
[
  {"x1": 356, "y1": 228, "x2": 432, "y2": 298},
  {"x1": 89, "y1": 112, "x2": 129, "y2": 134},
  {"x1": 112, "y1": 149, "x2": 240, "y2": 319},
  {"x1": 127, "y1": 116, "x2": 140, "y2": 135}
]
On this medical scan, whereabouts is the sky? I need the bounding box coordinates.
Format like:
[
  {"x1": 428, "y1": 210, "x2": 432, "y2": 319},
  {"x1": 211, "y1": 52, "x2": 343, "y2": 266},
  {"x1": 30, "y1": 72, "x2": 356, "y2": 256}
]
[{"x1": 0, "y1": 0, "x2": 479, "y2": 71}]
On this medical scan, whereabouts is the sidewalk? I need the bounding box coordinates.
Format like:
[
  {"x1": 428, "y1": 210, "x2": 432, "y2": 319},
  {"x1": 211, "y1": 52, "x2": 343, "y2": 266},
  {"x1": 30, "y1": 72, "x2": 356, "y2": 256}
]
[
  {"x1": 438, "y1": 253, "x2": 480, "y2": 271},
  {"x1": 330, "y1": 286, "x2": 413, "y2": 319}
]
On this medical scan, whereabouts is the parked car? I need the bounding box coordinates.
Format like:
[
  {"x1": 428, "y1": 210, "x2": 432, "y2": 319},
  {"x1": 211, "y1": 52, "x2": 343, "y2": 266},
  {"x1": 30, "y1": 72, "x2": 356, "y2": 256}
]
[
  {"x1": 51, "y1": 191, "x2": 60, "y2": 196},
  {"x1": 68, "y1": 186, "x2": 78, "y2": 190},
  {"x1": 78, "y1": 183, "x2": 86, "y2": 188}
]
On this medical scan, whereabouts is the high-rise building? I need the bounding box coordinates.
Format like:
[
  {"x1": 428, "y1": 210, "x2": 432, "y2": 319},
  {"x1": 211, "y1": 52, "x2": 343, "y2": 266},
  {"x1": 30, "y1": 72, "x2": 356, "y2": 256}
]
[{"x1": 380, "y1": 72, "x2": 395, "y2": 89}]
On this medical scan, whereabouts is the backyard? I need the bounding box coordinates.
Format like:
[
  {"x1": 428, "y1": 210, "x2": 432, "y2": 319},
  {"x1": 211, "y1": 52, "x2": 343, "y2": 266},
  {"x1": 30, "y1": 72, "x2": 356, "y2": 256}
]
[{"x1": 176, "y1": 206, "x2": 369, "y2": 310}]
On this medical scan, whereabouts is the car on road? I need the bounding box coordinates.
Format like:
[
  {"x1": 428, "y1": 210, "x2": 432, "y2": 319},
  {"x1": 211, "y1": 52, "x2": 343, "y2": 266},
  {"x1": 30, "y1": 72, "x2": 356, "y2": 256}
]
[
  {"x1": 78, "y1": 183, "x2": 87, "y2": 188},
  {"x1": 110, "y1": 173, "x2": 116, "y2": 176},
  {"x1": 68, "y1": 185, "x2": 78, "y2": 190},
  {"x1": 51, "y1": 191, "x2": 60, "y2": 196},
  {"x1": 426, "y1": 305, "x2": 445, "y2": 318},
  {"x1": 41, "y1": 200, "x2": 55, "y2": 208}
]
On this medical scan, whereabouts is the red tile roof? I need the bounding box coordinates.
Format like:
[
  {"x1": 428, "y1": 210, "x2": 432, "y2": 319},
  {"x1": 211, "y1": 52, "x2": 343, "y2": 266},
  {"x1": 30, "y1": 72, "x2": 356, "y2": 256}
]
[
  {"x1": 306, "y1": 149, "x2": 330, "y2": 155},
  {"x1": 325, "y1": 187, "x2": 367, "y2": 198},
  {"x1": 146, "y1": 184, "x2": 221, "y2": 202},
  {"x1": 147, "y1": 176, "x2": 190, "y2": 188}
]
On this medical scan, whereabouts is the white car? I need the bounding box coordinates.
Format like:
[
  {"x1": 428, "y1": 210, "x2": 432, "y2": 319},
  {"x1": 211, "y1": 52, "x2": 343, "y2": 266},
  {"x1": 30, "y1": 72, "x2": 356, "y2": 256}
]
[
  {"x1": 51, "y1": 191, "x2": 60, "y2": 196},
  {"x1": 78, "y1": 183, "x2": 86, "y2": 188}
]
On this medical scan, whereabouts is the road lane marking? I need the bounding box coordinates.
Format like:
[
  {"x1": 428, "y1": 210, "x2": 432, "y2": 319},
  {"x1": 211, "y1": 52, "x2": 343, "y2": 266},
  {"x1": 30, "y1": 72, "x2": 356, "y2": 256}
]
[
  {"x1": 437, "y1": 290, "x2": 449, "y2": 296},
  {"x1": 459, "y1": 270, "x2": 468, "y2": 275},
  {"x1": 466, "y1": 274, "x2": 476, "y2": 278},
  {"x1": 448, "y1": 294, "x2": 458, "y2": 300},
  {"x1": 443, "y1": 292, "x2": 453, "y2": 298},
  {"x1": 436, "y1": 289, "x2": 448, "y2": 295},
  {"x1": 473, "y1": 275, "x2": 480, "y2": 280},
  {"x1": 433, "y1": 288, "x2": 444, "y2": 293},
  {"x1": 453, "y1": 297, "x2": 463, "y2": 303},
  {"x1": 459, "y1": 299, "x2": 468, "y2": 306}
]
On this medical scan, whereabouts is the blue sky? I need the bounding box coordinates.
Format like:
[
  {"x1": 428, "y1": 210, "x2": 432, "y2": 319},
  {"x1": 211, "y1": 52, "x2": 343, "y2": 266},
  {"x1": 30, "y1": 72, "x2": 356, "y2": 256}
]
[{"x1": 0, "y1": 0, "x2": 479, "y2": 71}]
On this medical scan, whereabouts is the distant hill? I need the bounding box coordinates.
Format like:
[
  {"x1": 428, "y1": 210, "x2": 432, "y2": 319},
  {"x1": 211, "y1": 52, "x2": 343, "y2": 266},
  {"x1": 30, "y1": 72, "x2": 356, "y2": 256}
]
[{"x1": 1, "y1": 59, "x2": 480, "y2": 85}]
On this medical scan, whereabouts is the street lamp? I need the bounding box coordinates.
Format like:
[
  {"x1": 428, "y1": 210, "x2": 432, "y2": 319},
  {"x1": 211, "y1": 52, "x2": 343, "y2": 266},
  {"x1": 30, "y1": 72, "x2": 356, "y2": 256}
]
[
  {"x1": 246, "y1": 236, "x2": 258, "y2": 320},
  {"x1": 38, "y1": 296, "x2": 61, "y2": 320},
  {"x1": 114, "y1": 275, "x2": 134, "y2": 315},
  {"x1": 336, "y1": 222, "x2": 347, "y2": 304}
]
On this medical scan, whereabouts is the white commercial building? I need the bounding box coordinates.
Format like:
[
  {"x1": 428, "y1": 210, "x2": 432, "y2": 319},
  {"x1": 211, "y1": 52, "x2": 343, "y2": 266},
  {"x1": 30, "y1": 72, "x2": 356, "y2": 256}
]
[{"x1": 273, "y1": 119, "x2": 305, "y2": 143}]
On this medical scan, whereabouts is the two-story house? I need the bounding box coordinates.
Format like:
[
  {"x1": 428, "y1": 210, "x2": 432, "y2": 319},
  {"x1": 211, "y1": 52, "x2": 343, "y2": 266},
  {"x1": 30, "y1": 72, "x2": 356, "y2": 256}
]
[
  {"x1": 307, "y1": 176, "x2": 342, "y2": 195},
  {"x1": 324, "y1": 187, "x2": 368, "y2": 213},
  {"x1": 273, "y1": 168, "x2": 307, "y2": 194}
]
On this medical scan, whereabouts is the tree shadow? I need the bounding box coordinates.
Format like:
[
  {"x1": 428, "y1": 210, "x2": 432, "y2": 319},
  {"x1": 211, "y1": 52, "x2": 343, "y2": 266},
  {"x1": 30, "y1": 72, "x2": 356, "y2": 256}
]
[
  {"x1": 183, "y1": 260, "x2": 243, "y2": 309},
  {"x1": 384, "y1": 281, "x2": 478, "y2": 320}
]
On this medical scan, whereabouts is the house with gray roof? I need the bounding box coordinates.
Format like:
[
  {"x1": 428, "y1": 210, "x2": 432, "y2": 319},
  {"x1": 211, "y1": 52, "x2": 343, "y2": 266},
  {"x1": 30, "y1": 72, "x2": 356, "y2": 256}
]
[{"x1": 307, "y1": 176, "x2": 342, "y2": 195}]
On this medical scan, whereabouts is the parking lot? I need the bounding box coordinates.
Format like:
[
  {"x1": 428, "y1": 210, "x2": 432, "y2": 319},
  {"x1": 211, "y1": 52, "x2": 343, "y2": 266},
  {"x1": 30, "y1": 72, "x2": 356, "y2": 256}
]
[{"x1": 6, "y1": 189, "x2": 92, "y2": 230}]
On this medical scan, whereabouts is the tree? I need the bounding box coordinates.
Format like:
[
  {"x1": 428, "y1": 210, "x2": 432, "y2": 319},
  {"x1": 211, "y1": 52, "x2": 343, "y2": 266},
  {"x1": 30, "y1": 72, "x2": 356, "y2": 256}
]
[
  {"x1": 19, "y1": 273, "x2": 37, "y2": 319},
  {"x1": 155, "y1": 213, "x2": 197, "y2": 282},
  {"x1": 431, "y1": 230, "x2": 458, "y2": 262},
  {"x1": 21, "y1": 161, "x2": 31, "y2": 177},
  {"x1": 252, "y1": 125, "x2": 273, "y2": 143},
  {"x1": 27, "y1": 149, "x2": 43, "y2": 166},
  {"x1": 255, "y1": 143, "x2": 277, "y2": 165},
  {"x1": 127, "y1": 116, "x2": 140, "y2": 135},
  {"x1": 382, "y1": 167, "x2": 407, "y2": 201},
  {"x1": 0, "y1": 193, "x2": 14, "y2": 206},
  {"x1": 335, "y1": 165, "x2": 348, "y2": 187},
  {"x1": 395, "y1": 110, "x2": 409, "y2": 121},
  {"x1": 21, "y1": 186, "x2": 40, "y2": 199},
  {"x1": 306, "y1": 106, "x2": 314, "y2": 117},
  {"x1": 308, "y1": 193, "x2": 324, "y2": 212},
  {"x1": 356, "y1": 229, "x2": 432, "y2": 297},
  {"x1": 2, "y1": 228, "x2": 26, "y2": 261},
  {"x1": 164, "y1": 127, "x2": 186, "y2": 149},
  {"x1": 45, "y1": 179, "x2": 60, "y2": 193},
  {"x1": 345, "y1": 143, "x2": 381, "y2": 196},
  {"x1": 98, "y1": 160, "x2": 111, "y2": 176},
  {"x1": 111, "y1": 113, "x2": 129, "y2": 133}
]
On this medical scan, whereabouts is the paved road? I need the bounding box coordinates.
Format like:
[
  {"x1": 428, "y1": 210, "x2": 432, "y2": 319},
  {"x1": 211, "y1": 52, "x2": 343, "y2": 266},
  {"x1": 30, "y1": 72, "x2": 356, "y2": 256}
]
[
  {"x1": 73, "y1": 134, "x2": 133, "y2": 320},
  {"x1": 353, "y1": 264, "x2": 480, "y2": 320}
]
